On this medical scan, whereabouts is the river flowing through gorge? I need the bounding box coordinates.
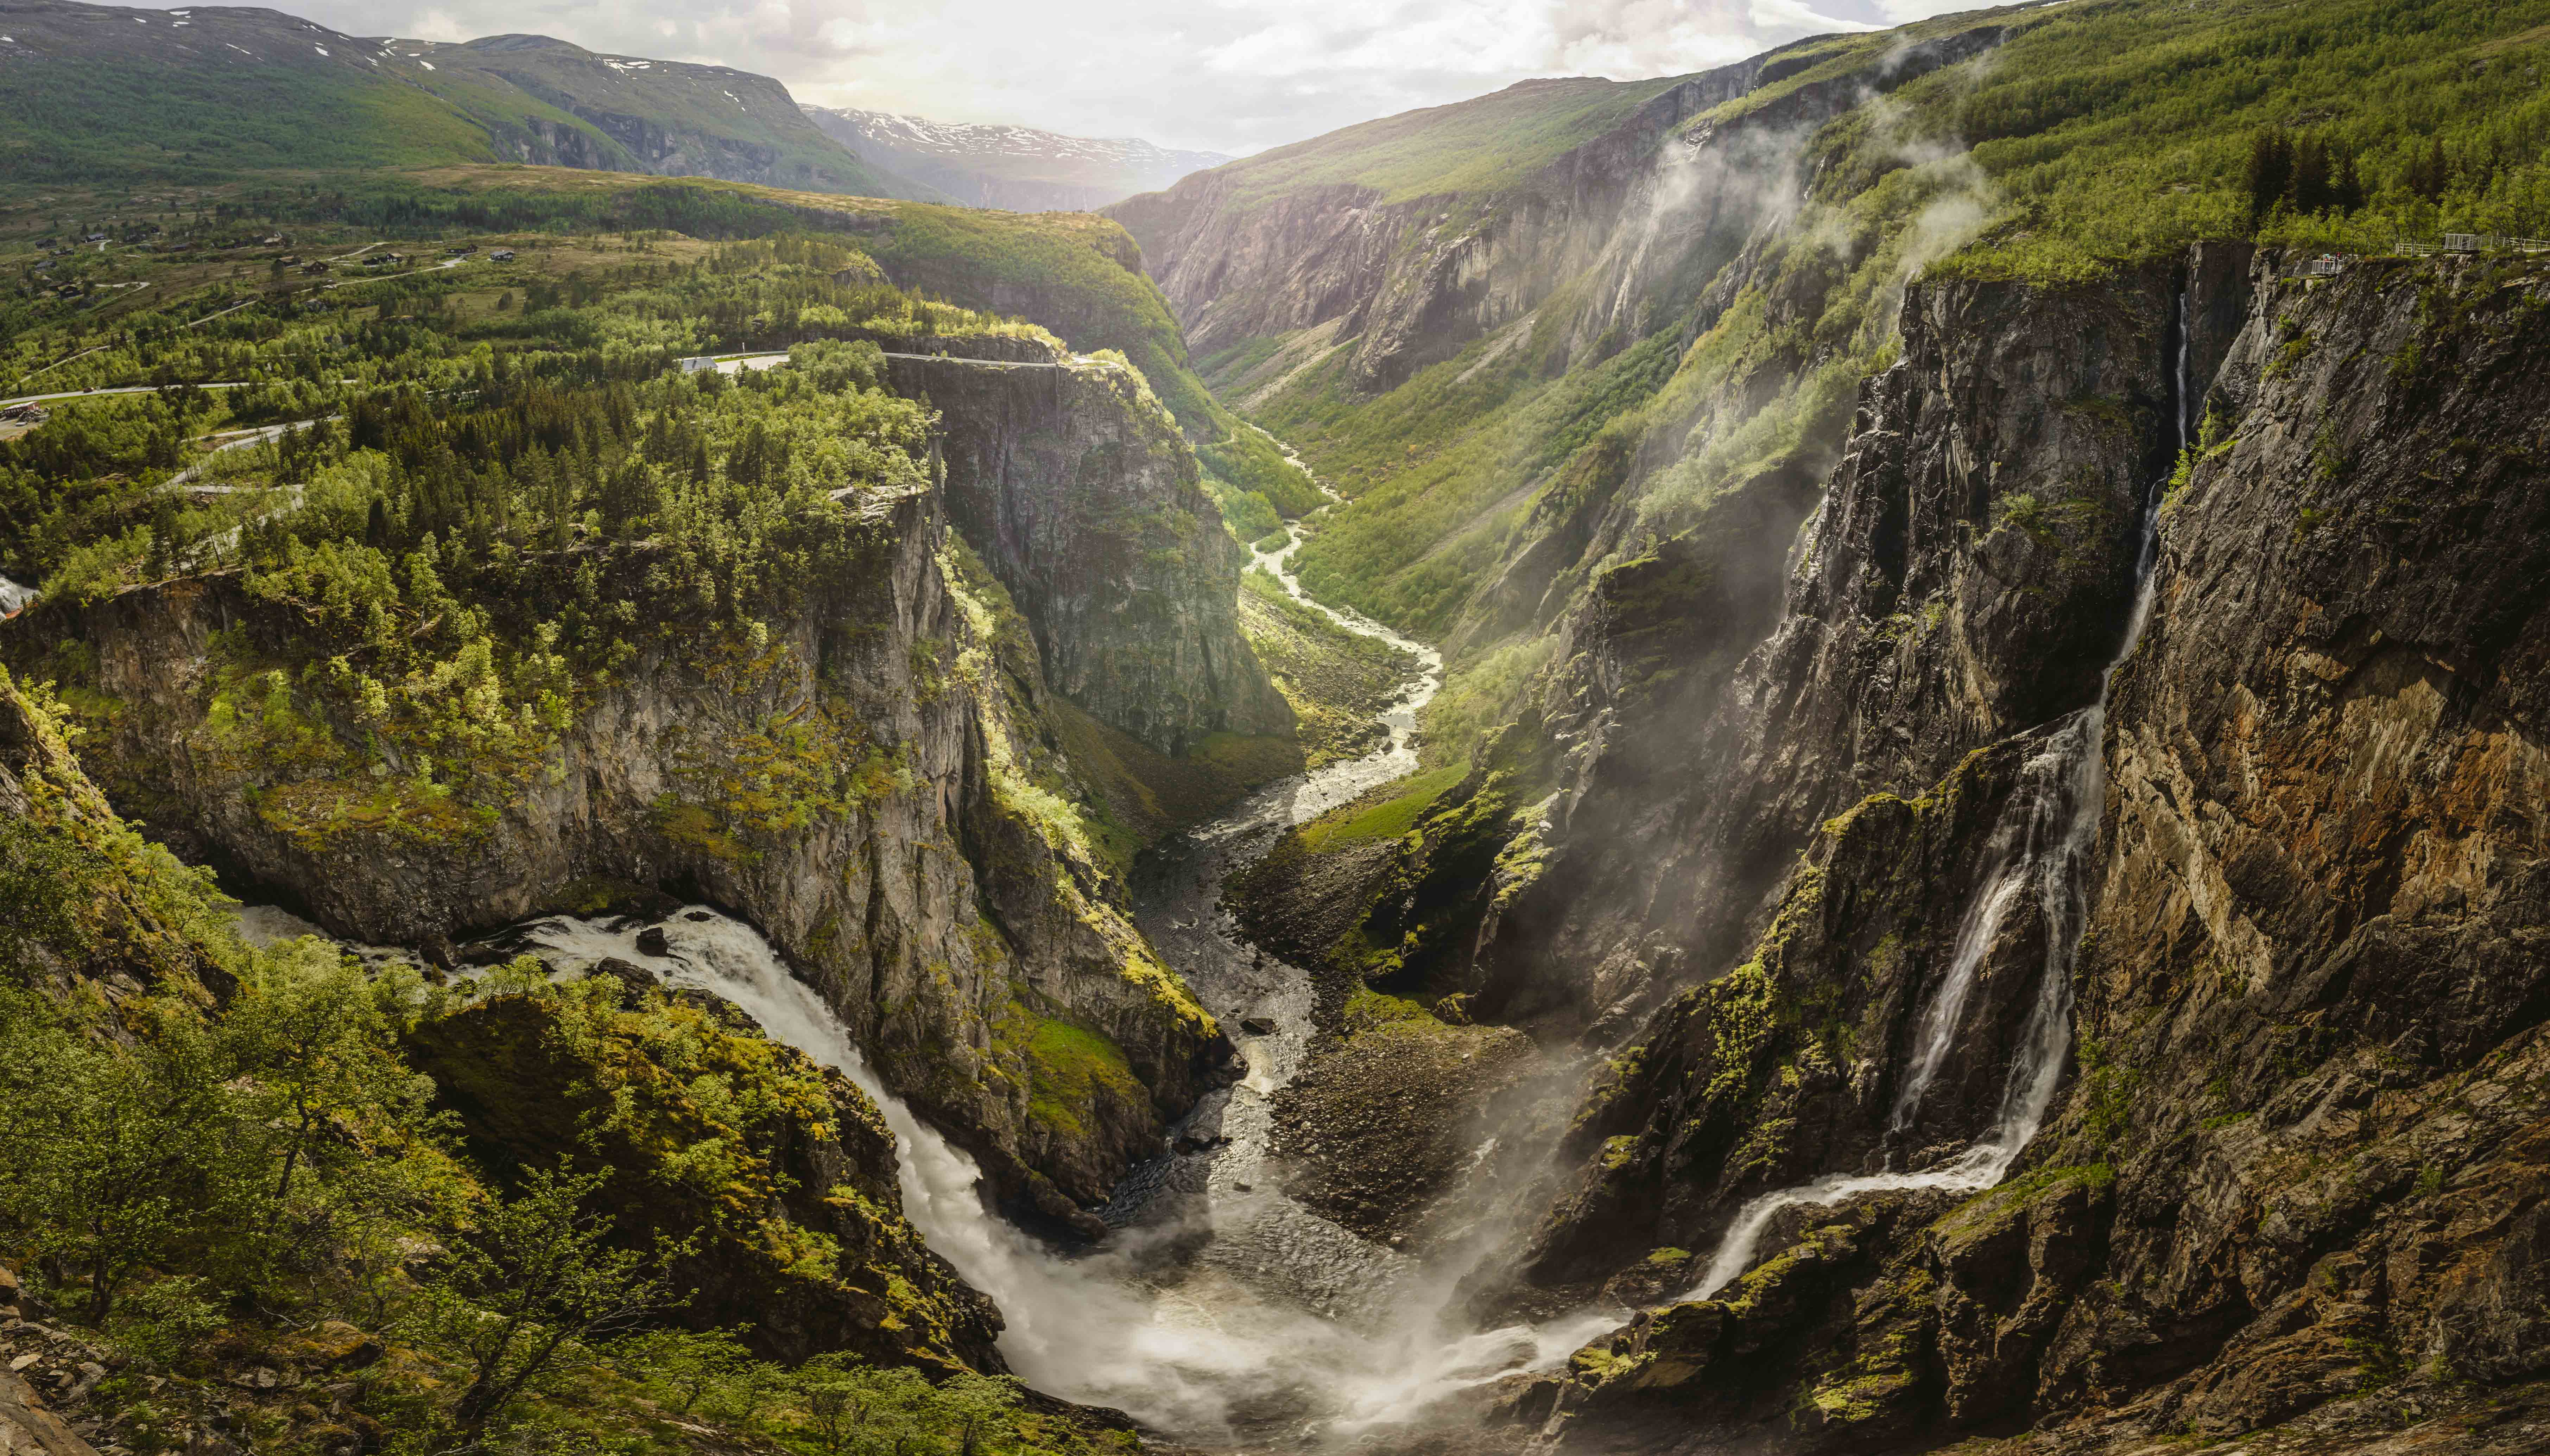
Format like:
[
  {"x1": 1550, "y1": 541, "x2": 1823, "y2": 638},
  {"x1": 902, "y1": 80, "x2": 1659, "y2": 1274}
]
[{"x1": 236, "y1": 455, "x2": 1618, "y2": 1447}]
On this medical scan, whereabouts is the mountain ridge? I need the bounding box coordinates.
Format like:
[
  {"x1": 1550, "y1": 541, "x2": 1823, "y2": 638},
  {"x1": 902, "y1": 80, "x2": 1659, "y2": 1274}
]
[
  {"x1": 0, "y1": 0, "x2": 930, "y2": 197},
  {"x1": 803, "y1": 103, "x2": 1228, "y2": 212}
]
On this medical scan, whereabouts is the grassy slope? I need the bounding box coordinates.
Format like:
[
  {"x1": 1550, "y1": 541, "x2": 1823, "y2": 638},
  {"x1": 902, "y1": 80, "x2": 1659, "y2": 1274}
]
[
  {"x1": 1201, "y1": 75, "x2": 1700, "y2": 210},
  {"x1": 1216, "y1": 0, "x2": 2550, "y2": 680},
  {"x1": 1237, "y1": 567, "x2": 1418, "y2": 768},
  {"x1": 0, "y1": 58, "x2": 497, "y2": 179},
  {"x1": 410, "y1": 38, "x2": 916, "y2": 200}
]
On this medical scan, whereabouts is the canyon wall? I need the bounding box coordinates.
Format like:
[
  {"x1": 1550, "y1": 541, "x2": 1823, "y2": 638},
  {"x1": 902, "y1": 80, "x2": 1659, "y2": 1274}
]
[
  {"x1": 1136, "y1": 33, "x2": 2550, "y2": 1438},
  {"x1": 8, "y1": 355, "x2": 1277, "y2": 1240},
  {"x1": 885, "y1": 349, "x2": 1290, "y2": 752},
  {"x1": 1511, "y1": 251, "x2": 2550, "y2": 1451}
]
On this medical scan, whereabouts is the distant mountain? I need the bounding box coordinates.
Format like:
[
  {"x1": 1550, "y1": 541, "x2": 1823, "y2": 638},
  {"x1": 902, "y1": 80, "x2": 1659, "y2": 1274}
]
[
  {"x1": 0, "y1": 0, "x2": 927, "y2": 198},
  {"x1": 802, "y1": 106, "x2": 1228, "y2": 212}
]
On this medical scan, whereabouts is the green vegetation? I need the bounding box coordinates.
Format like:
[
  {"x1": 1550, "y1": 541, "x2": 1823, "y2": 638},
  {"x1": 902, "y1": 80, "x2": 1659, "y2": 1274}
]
[
  {"x1": 1017, "y1": 1012, "x2": 1145, "y2": 1142},
  {"x1": 1297, "y1": 763, "x2": 1468, "y2": 853},
  {"x1": 1, "y1": 235, "x2": 1030, "y2": 849},
  {"x1": 0, "y1": 8, "x2": 914, "y2": 198},
  {"x1": 1189, "y1": 75, "x2": 1702, "y2": 211},
  {"x1": 1236, "y1": 566, "x2": 1418, "y2": 767},
  {"x1": 1204, "y1": 0, "x2": 2550, "y2": 730},
  {"x1": 0, "y1": 668, "x2": 1125, "y2": 1454}
]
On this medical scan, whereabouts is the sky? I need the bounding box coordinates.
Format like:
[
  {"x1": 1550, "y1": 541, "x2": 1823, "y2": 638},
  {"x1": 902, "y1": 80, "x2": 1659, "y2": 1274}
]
[{"x1": 276, "y1": 0, "x2": 1981, "y2": 157}]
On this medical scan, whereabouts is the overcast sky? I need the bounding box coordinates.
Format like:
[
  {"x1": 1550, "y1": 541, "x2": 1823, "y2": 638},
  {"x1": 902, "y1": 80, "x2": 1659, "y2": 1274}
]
[{"x1": 279, "y1": 0, "x2": 1976, "y2": 157}]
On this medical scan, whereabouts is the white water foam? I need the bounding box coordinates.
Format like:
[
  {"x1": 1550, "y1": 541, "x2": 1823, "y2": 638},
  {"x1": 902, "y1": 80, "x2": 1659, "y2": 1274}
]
[
  {"x1": 498, "y1": 906, "x2": 1604, "y2": 1443},
  {"x1": 0, "y1": 575, "x2": 34, "y2": 617}
]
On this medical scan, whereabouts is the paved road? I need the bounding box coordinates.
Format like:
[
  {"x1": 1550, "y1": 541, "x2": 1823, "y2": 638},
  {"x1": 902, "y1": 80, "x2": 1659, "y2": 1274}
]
[
  {"x1": 0, "y1": 381, "x2": 257, "y2": 409},
  {"x1": 7, "y1": 338, "x2": 1058, "y2": 413},
  {"x1": 165, "y1": 420, "x2": 311, "y2": 489}
]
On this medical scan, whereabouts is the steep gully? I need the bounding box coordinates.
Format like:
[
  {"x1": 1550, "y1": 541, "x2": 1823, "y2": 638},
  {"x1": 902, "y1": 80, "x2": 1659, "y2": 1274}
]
[
  {"x1": 234, "y1": 433, "x2": 1611, "y2": 1443},
  {"x1": 217, "y1": 278, "x2": 2195, "y2": 1437}
]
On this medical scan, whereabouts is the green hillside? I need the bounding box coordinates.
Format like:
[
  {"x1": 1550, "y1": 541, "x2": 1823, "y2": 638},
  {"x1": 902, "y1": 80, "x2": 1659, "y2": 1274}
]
[
  {"x1": 0, "y1": 1, "x2": 920, "y2": 197},
  {"x1": 1133, "y1": 74, "x2": 1700, "y2": 211},
  {"x1": 1203, "y1": 0, "x2": 2550, "y2": 650}
]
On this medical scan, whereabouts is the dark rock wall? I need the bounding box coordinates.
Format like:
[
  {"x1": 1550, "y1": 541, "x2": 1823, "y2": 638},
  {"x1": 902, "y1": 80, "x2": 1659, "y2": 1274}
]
[
  {"x1": 886, "y1": 351, "x2": 1290, "y2": 753},
  {"x1": 1476, "y1": 261, "x2": 2207, "y2": 1043},
  {"x1": 1525, "y1": 251, "x2": 2550, "y2": 1451}
]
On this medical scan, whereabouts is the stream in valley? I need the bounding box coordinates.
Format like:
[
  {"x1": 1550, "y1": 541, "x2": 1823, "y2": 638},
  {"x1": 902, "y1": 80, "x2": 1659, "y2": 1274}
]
[{"x1": 236, "y1": 453, "x2": 1613, "y2": 1447}]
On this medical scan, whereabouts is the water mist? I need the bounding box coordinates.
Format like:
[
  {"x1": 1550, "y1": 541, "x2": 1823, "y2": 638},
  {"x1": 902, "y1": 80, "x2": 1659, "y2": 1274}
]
[{"x1": 1679, "y1": 283, "x2": 2193, "y2": 1302}]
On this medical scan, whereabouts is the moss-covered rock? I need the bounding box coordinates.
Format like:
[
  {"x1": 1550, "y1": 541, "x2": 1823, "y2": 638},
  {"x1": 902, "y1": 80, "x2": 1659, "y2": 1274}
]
[{"x1": 404, "y1": 979, "x2": 1002, "y2": 1374}]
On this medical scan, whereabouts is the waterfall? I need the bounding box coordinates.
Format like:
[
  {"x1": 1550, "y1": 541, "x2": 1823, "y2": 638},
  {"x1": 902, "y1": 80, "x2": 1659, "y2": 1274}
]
[
  {"x1": 1681, "y1": 283, "x2": 2188, "y2": 1302},
  {"x1": 0, "y1": 575, "x2": 33, "y2": 617},
  {"x1": 498, "y1": 907, "x2": 1605, "y2": 1442},
  {"x1": 228, "y1": 420, "x2": 1599, "y2": 1444}
]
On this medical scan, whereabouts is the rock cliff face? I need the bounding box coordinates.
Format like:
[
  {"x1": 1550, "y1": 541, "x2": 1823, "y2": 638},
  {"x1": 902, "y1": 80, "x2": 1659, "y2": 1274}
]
[
  {"x1": 1109, "y1": 68, "x2": 1756, "y2": 393},
  {"x1": 1, "y1": 665, "x2": 1001, "y2": 1386},
  {"x1": 885, "y1": 349, "x2": 1290, "y2": 752},
  {"x1": 1501, "y1": 250, "x2": 2550, "y2": 1452},
  {"x1": 1474, "y1": 259, "x2": 2214, "y2": 1042},
  {"x1": 18, "y1": 470, "x2": 1230, "y2": 1241}
]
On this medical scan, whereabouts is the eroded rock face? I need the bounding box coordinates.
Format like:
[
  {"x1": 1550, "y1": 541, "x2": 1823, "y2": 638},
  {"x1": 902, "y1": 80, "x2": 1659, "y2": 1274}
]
[
  {"x1": 1480, "y1": 260, "x2": 2217, "y2": 1045},
  {"x1": 885, "y1": 351, "x2": 1289, "y2": 753},
  {"x1": 20, "y1": 481, "x2": 1228, "y2": 1238},
  {"x1": 1520, "y1": 251, "x2": 2550, "y2": 1452},
  {"x1": 1107, "y1": 65, "x2": 1768, "y2": 392}
]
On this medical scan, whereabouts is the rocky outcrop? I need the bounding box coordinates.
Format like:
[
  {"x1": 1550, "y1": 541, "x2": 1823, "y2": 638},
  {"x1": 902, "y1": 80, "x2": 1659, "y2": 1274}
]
[
  {"x1": 885, "y1": 349, "x2": 1289, "y2": 753},
  {"x1": 406, "y1": 983, "x2": 1001, "y2": 1373}
]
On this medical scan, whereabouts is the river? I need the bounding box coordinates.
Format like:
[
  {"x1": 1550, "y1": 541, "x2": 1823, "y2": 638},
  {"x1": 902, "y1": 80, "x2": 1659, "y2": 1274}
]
[{"x1": 233, "y1": 451, "x2": 1609, "y2": 1446}]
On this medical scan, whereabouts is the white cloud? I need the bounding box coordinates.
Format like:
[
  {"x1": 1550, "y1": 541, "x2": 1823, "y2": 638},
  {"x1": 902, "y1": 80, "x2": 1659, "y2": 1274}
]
[{"x1": 250, "y1": 0, "x2": 1980, "y2": 155}]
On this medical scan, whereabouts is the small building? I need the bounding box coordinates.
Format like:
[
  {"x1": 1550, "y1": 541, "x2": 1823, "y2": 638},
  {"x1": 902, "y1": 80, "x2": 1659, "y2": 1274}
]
[
  {"x1": 677, "y1": 356, "x2": 719, "y2": 374},
  {"x1": 448, "y1": 244, "x2": 477, "y2": 256},
  {"x1": 301, "y1": 260, "x2": 330, "y2": 274},
  {"x1": 488, "y1": 248, "x2": 516, "y2": 262}
]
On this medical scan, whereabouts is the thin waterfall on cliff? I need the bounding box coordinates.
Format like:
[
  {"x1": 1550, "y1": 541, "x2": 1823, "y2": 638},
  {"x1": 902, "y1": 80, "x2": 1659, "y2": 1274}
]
[{"x1": 1682, "y1": 285, "x2": 2192, "y2": 1303}]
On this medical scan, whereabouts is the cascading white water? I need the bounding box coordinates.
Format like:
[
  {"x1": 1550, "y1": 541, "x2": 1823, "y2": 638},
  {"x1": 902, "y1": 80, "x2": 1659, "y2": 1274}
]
[
  {"x1": 1682, "y1": 284, "x2": 2193, "y2": 1302},
  {"x1": 0, "y1": 575, "x2": 34, "y2": 617},
  {"x1": 231, "y1": 427, "x2": 1600, "y2": 1445}
]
